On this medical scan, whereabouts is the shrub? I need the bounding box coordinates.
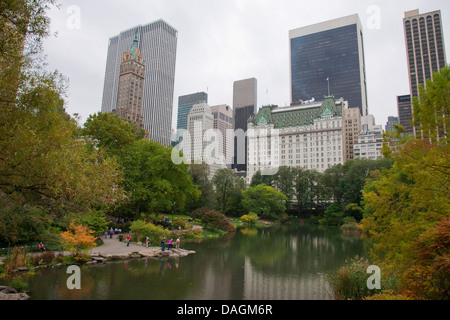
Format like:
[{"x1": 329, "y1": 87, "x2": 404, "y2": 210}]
[
  {"x1": 401, "y1": 217, "x2": 450, "y2": 300},
  {"x1": 201, "y1": 210, "x2": 236, "y2": 232},
  {"x1": 319, "y1": 203, "x2": 345, "y2": 226},
  {"x1": 240, "y1": 212, "x2": 259, "y2": 224},
  {"x1": 173, "y1": 218, "x2": 192, "y2": 230},
  {"x1": 191, "y1": 207, "x2": 209, "y2": 220},
  {"x1": 60, "y1": 220, "x2": 97, "y2": 260},
  {"x1": 327, "y1": 256, "x2": 379, "y2": 300},
  {"x1": 130, "y1": 220, "x2": 170, "y2": 246}
]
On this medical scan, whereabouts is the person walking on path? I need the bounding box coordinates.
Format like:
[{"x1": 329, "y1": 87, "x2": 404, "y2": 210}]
[
  {"x1": 161, "y1": 237, "x2": 166, "y2": 251},
  {"x1": 104, "y1": 231, "x2": 108, "y2": 239},
  {"x1": 176, "y1": 238, "x2": 180, "y2": 249},
  {"x1": 168, "y1": 238, "x2": 173, "y2": 250},
  {"x1": 109, "y1": 227, "x2": 114, "y2": 239},
  {"x1": 126, "y1": 234, "x2": 131, "y2": 247}
]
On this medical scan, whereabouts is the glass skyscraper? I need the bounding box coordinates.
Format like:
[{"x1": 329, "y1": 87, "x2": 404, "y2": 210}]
[
  {"x1": 289, "y1": 14, "x2": 368, "y2": 117},
  {"x1": 101, "y1": 19, "x2": 178, "y2": 146}
]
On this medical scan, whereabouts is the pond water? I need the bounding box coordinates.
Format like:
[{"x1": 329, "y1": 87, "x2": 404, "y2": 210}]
[{"x1": 25, "y1": 224, "x2": 370, "y2": 300}]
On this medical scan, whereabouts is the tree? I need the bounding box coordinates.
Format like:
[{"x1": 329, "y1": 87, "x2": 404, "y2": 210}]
[
  {"x1": 361, "y1": 68, "x2": 450, "y2": 298},
  {"x1": 242, "y1": 184, "x2": 287, "y2": 219},
  {"x1": 82, "y1": 112, "x2": 145, "y2": 155},
  {"x1": 212, "y1": 168, "x2": 240, "y2": 214},
  {"x1": 294, "y1": 168, "x2": 322, "y2": 212},
  {"x1": 115, "y1": 139, "x2": 200, "y2": 217},
  {"x1": 186, "y1": 163, "x2": 216, "y2": 211},
  {"x1": 82, "y1": 114, "x2": 200, "y2": 217},
  {"x1": 60, "y1": 221, "x2": 97, "y2": 260},
  {"x1": 273, "y1": 166, "x2": 295, "y2": 203},
  {"x1": 412, "y1": 67, "x2": 450, "y2": 144}
]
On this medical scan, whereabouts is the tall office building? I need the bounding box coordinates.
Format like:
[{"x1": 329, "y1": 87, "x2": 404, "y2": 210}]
[
  {"x1": 403, "y1": 9, "x2": 447, "y2": 137},
  {"x1": 101, "y1": 20, "x2": 178, "y2": 146},
  {"x1": 187, "y1": 103, "x2": 225, "y2": 180},
  {"x1": 289, "y1": 14, "x2": 368, "y2": 117},
  {"x1": 397, "y1": 94, "x2": 414, "y2": 134},
  {"x1": 404, "y1": 9, "x2": 447, "y2": 99},
  {"x1": 177, "y1": 92, "x2": 208, "y2": 131},
  {"x1": 211, "y1": 104, "x2": 234, "y2": 168},
  {"x1": 233, "y1": 78, "x2": 257, "y2": 172}
]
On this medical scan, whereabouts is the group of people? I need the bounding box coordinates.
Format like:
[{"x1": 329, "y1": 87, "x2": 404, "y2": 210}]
[
  {"x1": 160, "y1": 237, "x2": 180, "y2": 251},
  {"x1": 104, "y1": 227, "x2": 123, "y2": 239}
]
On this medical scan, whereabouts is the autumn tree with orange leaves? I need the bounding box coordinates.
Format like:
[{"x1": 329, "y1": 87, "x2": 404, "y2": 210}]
[{"x1": 60, "y1": 221, "x2": 97, "y2": 261}]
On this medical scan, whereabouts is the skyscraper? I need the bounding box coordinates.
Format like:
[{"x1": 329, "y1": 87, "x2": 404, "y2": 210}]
[
  {"x1": 177, "y1": 92, "x2": 208, "y2": 131},
  {"x1": 403, "y1": 9, "x2": 447, "y2": 137},
  {"x1": 289, "y1": 14, "x2": 368, "y2": 117},
  {"x1": 211, "y1": 104, "x2": 234, "y2": 168},
  {"x1": 397, "y1": 95, "x2": 414, "y2": 135},
  {"x1": 101, "y1": 19, "x2": 178, "y2": 146},
  {"x1": 113, "y1": 32, "x2": 146, "y2": 133},
  {"x1": 233, "y1": 78, "x2": 257, "y2": 172},
  {"x1": 404, "y1": 9, "x2": 447, "y2": 99}
]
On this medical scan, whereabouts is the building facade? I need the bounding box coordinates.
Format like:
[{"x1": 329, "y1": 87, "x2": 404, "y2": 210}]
[
  {"x1": 403, "y1": 9, "x2": 447, "y2": 137},
  {"x1": 210, "y1": 104, "x2": 234, "y2": 168},
  {"x1": 247, "y1": 97, "x2": 347, "y2": 183},
  {"x1": 404, "y1": 9, "x2": 447, "y2": 99},
  {"x1": 101, "y1": 20, "x2": 178, "y2": 146},
  {"x1": 289, "y1": 14, "x2": 368, "y2": 117},
  {"x1": 385, "y1": 116, "x2": 399, "y2": 132},
  {"x1": 177, "y1": 92, "x2": 208, "y2": 132},
  {"x1": 187, "y1": 103, "x2": 225, "y2": 180},
  {"x1": 233, "y1": 78, "x2": 257, "y2": 172},
  {"x1": 354, "y1": 115, "x2": 384, "y2": 160},
  {"x1": 342, "y1": 107, "x2": 361, "y2": 162},
  {"x1": 397, "y1": 94, "x2": 414, "y2": 135},
  {"x1": 113, "y1": 32, "x2": 147, "y2": 134}
]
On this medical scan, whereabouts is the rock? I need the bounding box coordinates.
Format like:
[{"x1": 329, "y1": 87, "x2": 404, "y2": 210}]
[
  {"x1": 0, "y1": 286, "x2": 30, "y2": 300},
  {"x1": 138, "y1": 248, "x2": 195, "y2": 259},
  {"x1": 0, "y1": 292, "x2": 30, "y2": 300}
]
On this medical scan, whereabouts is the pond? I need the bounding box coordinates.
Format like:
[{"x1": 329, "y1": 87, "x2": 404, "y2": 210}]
[{"x1": 25, "y1": 224, "x2": 370, "y2": 300}]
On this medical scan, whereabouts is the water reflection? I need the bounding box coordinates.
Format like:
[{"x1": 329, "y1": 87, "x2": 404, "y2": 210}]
[{"x1": 25, "y1": 224, "x2": 368, "y2": 300}]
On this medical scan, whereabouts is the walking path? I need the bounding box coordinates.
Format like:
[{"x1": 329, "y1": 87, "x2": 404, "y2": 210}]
[{"x1": 90, "y1": 234, "x2": 195, "y2": 260}]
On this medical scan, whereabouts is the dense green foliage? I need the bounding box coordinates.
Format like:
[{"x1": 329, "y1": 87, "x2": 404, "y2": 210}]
[{"x1": 361, "y1": 67, "x2": 450, "y2": 300}]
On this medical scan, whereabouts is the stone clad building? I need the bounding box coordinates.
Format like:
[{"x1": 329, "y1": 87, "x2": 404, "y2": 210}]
[
  {"x1": 247, "y1": 97, "x2": 348, "y2": 183},
  {"x1": 113, "y1": 32, "x2": 148, "y2": 136}
]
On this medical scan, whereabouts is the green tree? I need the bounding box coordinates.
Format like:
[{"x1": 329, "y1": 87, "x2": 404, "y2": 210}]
[
  {"x1": 186, "y1": 163, "x2": 216, "y2": 211},
  {"x1": 242, "y1": 184, "x2": 287, "y2": 219},
  {"x1": 294, "y1": 168, "x2": 322, "y2": 212},
  {"x1": 361, "y1": 68, "x2": 450, "y2": 298},
  {"x1": 273, "y1": 166, "x2": 295, "y2": 203},
  {"x1": 212, "y1": 168, "x2": 240, "y2": 214},
  {"x1": 82, "y1": 112, "x2": 145, "y2": 155}
]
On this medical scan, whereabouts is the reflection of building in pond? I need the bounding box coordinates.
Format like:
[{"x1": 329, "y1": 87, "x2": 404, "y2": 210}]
[{"x1": 243, "y1": 257, "x2": 332, "y2": 300}]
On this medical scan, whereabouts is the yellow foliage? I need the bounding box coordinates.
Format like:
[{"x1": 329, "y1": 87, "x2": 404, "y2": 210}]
[{"x1": 60, "y1": 220, "x2": 97, "y2": 256}]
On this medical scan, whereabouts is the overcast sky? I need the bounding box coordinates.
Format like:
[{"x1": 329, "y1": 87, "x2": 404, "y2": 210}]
[{"x1": 43, "y1": 0, "x2": 450, "y2": 130}]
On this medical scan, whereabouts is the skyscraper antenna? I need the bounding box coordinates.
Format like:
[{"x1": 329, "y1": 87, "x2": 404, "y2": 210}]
[{"x1": 327, "y1": 76, "x2": 330, "y2": 96}]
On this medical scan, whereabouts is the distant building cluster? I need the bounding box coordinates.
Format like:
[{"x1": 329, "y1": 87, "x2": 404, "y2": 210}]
[{"x1": 100, "y1": 8, "x2": 446, "y2": 182}]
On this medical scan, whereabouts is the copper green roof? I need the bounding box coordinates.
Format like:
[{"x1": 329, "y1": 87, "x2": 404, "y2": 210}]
[
  {"x1": 130, "y1": 31, "x2": 139, "y2": 60},
  {"x1": 249, "y1": 97, "x2": 344, "y2": 129}
]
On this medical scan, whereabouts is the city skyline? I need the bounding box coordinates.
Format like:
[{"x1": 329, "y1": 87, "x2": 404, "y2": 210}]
[{"x1": 43, "y1": 1, "x2": 450, "y2": 132}]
